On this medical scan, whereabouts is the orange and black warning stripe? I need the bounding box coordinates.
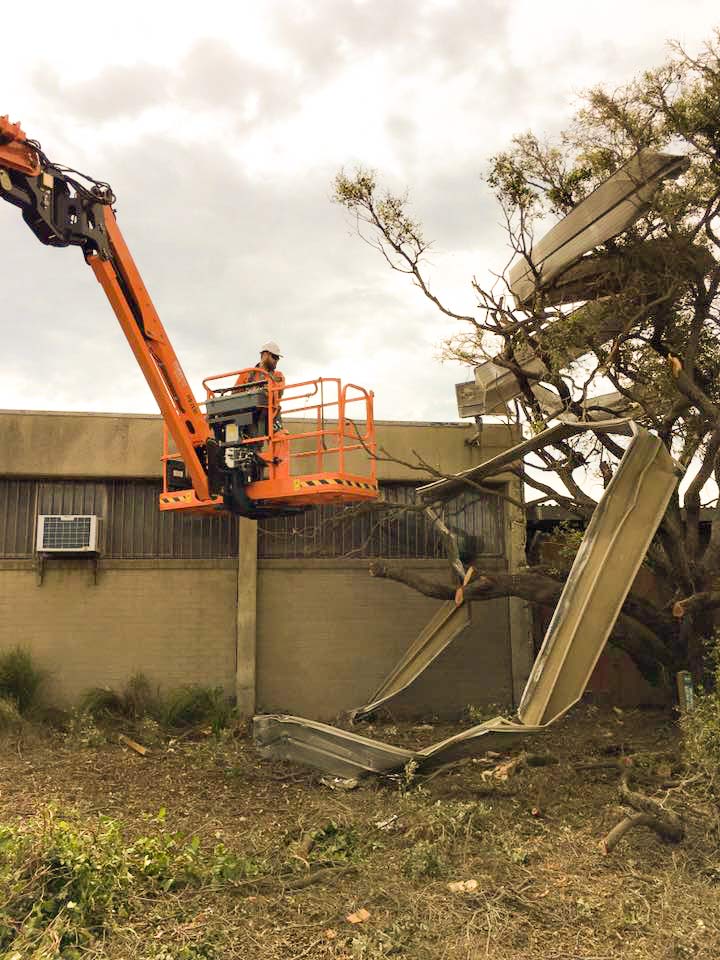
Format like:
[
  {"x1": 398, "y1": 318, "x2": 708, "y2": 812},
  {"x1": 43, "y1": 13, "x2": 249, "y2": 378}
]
[
  {"x1": 160, "y1": 493, "x2": 194, "y2": 504},
  {"x1": 296, "y1": 478, "x2": 377, "y2": 491}
]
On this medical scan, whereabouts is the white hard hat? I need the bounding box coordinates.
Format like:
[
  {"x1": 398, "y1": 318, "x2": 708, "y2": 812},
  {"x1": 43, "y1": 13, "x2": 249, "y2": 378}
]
[{"x1": 260, "y1": 340, "x2": 282, "y2": 357}]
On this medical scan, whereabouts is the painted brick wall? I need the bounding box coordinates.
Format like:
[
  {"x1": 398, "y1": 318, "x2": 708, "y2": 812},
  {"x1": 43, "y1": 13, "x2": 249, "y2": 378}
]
[
  {"x1": 256, "y1": 560, "x2": 512, "y2": 720},
  {"x1": 0, "y1": 561, "x2": 237, "y2": 705}
]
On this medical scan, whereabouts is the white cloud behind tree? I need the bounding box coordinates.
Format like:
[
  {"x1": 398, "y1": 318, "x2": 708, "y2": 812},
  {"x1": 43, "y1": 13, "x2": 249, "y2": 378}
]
[{"x1": 1, "y1": 0, "x2": 718, "y2": 420}]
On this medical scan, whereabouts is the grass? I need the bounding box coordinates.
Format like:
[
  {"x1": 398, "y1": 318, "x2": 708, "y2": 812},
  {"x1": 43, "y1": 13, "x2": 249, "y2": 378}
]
[
  {"x1": 0, "y1": 707, "x2": 718, "y2": 957},
  {"x1": 160, "y1": 685, "x2": 233, "y2": 731},
  {"x1": 0, "y1": 696, "x2": 23, "y2": 732},
  {"x1": 76, "y1": 675, "x2": 232, "y2": 735},
  {"x1": 0, "y1": 645, "x2": 45, "y2": 714}
]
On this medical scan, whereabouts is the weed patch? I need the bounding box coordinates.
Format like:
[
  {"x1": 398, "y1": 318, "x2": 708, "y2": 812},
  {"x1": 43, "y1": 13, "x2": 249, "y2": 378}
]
[
  {"x1": 161, "y1": 685, "x2": 232, "y2": 731},
  {"x1": 403, "y1": 839, "x2": 446, "y2": 879},
  {"x1": 0, "y1": 807, "x2": 265, "y2": 956},
  {"x1": 0, "y1": 646, "x2": 45, "y2": 714},
  {"x1": 0, "y1": 696, "x2": 22, "y2": 733}
]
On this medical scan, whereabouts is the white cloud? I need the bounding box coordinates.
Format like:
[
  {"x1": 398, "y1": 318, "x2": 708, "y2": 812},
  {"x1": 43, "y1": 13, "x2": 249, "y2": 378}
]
[{"x1": 1, "y1": 0, "x2": 718, "y2": 424}]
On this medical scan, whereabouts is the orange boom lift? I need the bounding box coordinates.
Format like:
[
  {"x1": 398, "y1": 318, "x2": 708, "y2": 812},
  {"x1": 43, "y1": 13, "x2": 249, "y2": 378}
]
[{"x1": 0, "y1": 117, "x2": 378, "y2": 518}]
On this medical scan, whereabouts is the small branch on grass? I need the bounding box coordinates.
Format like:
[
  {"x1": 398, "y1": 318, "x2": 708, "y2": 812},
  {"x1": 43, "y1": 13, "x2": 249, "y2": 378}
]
[
  {"x1": 231, "y1": 863, "x2": 358, "y2": 895},
  {"x1": 599, "y1": 770, "x2": 684, "y2": 855},
  {"x1": 289, "y1": 821, "x2": 335, "y2": 865},
  {"x1": 485, "y1": 751, "x2": 558, "y2": 781}
]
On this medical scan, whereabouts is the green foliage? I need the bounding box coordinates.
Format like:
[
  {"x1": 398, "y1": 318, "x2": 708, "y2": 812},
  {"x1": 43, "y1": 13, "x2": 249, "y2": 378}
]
[
  {"x1": 0, "y1": 696, "x2": 23, "y2": 732},
  {"x1": 403, "y1": 840, "x2": 446, "y2": 879},
  {"x1": 0, "y1": 807, "x2": 265, "y2": 956},
  {"x1": 77, "y1": 685, "x2": 125, "y2": 719},
  {"x1": 76, "y1": 677, "x2": 232, "y2": 734},
  {"x1": 160, "y1": 685, "x2": 233, "y2": 731},
  {"x1": 334, "y1": 167, "x2": 427, "y2": 269},
  {"x1": 681, "y1": 636, "x2": 720, "y2": 790},
  {"x1": 78, "y1": 672, "x2": 161, "y2": 722},
  {"x1": 307, "y1": 821, "x2": 362, "y2": 864},
  {"x1": 122, "y1": 672, "x2": 162, "y2": 720},
  {"x1": 347, "y1": 919, "x2": 422, "y2": 959},
  {"x1": 64, "y1": 711, "x2": 108, "y2": 748},
  {"x1": 543, "y1": 520, "x2": 586, "y2": 577},
  {"x1": 405, "y1": 797, "x2": 489, "y2": 845},
  {"x1": 0, "y1": 646, "x2": 45, "y2": 714},
  {"x1": 464, "y1": 702, "x2": 510, "y2": 725}
]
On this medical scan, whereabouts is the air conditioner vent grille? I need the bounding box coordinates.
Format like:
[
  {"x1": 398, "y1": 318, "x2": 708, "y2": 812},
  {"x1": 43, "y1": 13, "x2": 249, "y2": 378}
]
[{"x1": 37, "y1": 515, "x2": 98, "y2": 552}]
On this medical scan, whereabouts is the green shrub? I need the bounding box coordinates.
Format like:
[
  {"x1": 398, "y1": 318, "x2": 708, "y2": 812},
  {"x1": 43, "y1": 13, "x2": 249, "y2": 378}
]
[
  {"x1": 0, "y1": 646, "x2": 45, "y2": 714},
  {"x1": 78, "y1": 678, "x2": 232, "y2": 733},
  {"x1": 77, "y1": 686, "x2": 125, "y2": 719},
  {"x1": 681, "y1": 693, "x2": 720, "y2": 791},
  {"x1": 0, "y1": 807, "x2": 265, "y2": 956},
  {"x1": 0, "y1": 696, "x2": 23, "y2": 732},
  {"x1": 681, "y1": 637, "x2": 720, "y2": 790},
  {"x1": 78, "y1": 673, "x2": 161, "y2": 722},
  {"x1": 122, "y1": 672, "x2": 161, "y2": 720},
  {"x1": 161, "y1": 685, "x2": 233, "y2": 731}
]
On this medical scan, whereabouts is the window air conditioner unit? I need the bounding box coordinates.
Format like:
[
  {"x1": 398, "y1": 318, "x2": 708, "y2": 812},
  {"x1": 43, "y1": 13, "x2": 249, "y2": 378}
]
[{"x1": 36, "y1": 515, "x2": 99, "y2": 553}]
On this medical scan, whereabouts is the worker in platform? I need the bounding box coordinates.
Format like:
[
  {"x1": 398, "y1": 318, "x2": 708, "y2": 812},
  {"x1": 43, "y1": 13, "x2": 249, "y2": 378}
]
[{"x1": 235, "y1": 340, "x2": 285, "y2": 431}]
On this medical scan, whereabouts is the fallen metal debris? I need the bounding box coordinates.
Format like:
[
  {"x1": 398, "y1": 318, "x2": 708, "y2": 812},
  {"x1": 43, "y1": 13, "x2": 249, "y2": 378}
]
[
  {"x1": 253, "y1": 423, "x2": 680, "y2": 780},
  {"x1": 253, "y1": 714, "x2": 414, "y2": 779},
  {"x1": 353, "y1": 600, "x2": 471, "y2": 720},
  {"x1": 518, "y1": 423, "x2": 678, "y2": 726},
  {"x1": 508, "y1": 150, "x2": 688, "y2": 306},
  {"x1": 417, "y1": 417, "x2": 633, "y2": 502},
  {"x1": 253, "y1": 712, "x2": 546, "y2": 777}
]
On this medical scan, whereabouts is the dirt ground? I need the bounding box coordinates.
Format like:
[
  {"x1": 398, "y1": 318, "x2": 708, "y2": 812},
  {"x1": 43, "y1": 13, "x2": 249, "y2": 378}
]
[{"x1": 1, "y1": 706, "x2": 719, "y2": 960}]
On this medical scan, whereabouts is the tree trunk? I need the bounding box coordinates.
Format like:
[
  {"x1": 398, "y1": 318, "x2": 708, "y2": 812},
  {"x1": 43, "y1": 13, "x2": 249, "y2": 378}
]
[{"x1": 368, "y1": 561, "x2": 676, "y2": 683}]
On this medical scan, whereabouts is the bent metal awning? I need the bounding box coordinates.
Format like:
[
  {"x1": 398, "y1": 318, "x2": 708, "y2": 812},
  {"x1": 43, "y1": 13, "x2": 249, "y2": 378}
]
[{"x1": 254, "y1": 424, "x2": 680, "y2": 779}]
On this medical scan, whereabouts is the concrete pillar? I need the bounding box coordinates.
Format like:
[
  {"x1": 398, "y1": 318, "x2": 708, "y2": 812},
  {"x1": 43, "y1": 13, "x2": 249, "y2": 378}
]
[{"x1": 236, "y1": 517, "x2": 258, "y2": 716}]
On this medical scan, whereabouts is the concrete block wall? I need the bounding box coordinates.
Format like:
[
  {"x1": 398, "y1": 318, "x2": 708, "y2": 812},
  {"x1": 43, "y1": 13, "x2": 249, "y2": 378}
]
[
  {"x1": 0, "y1": 560, "x2": 237, "y2": 705},
  {"x1": 0, "y1": 409, "x2": 529, "y2": 718},
  {"x1": 257, "y1": 560, "x2": 513, "y2": 720}
]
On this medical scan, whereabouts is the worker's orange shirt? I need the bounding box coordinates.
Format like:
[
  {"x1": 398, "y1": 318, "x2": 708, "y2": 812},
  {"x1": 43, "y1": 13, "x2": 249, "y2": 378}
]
[{"x1": 235, "y1": 365, "x2": 285, "y2": 400}]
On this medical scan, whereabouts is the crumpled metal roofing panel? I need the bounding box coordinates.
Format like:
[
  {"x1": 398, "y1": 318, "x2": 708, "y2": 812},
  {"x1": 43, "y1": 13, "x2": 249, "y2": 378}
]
[
  {"x1": 518, "y1": 423, "x2": 679, "y2": 726},
  {"x1": 508, "y1": 150, "x2": 688, "y2": 305},
  {"x1": 252, "y1": 714, "x2": 414, "y2": 779},
  {"x1": 353, "y1": 600, "x2": 471, "y2": 720},
  {"x1": 253, "y1": 713, "x2": 548, "y2": 778},
  {"x1": 417, "y1": 418, "x2": 634, "y2": 502},
  {"x1": 253, "y1": 424, "x2": 680, "y2": 780}
]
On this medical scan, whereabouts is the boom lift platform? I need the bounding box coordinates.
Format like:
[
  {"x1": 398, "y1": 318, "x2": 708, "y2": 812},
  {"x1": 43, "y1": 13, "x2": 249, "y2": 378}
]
[{"x1": 0, "y1": 116, "x2": 378, "y2": 518}]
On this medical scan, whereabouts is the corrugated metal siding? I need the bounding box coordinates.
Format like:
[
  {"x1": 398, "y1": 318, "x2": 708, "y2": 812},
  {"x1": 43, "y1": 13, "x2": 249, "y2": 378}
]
[
  {"x1": 0, "y1": 479, "x2": 37, "y2": 558},
  {"x1": 0, "y1": 479, "x2": 506, "y2": 561},
  {"x1": 0, "y1": 479, "x2": 238, "y2": 559},
  {"x1": 257, "y1": 483, "x2": 505, "y2": 559}
]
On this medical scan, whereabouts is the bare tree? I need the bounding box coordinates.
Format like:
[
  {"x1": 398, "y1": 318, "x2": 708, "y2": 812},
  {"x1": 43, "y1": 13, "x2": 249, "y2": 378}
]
[{"x1": 333, "y1": 33, "x2": 720, "y2": 684}]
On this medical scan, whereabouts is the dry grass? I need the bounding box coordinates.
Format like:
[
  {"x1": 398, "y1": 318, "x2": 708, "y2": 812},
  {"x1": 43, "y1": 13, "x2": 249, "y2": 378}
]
[{"x1": 0, "y1": 706, "x2": 718, "y2": 959}]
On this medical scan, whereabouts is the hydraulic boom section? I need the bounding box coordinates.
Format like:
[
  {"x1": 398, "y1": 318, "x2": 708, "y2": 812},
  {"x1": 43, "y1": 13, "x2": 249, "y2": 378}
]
[{"x1": 0, "y1": 116, "x2": 378, "y2": 517}]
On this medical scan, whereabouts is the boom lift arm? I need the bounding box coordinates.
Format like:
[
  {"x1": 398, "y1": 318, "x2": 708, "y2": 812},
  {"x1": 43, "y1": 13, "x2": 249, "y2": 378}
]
[
  {"x1": 0, "y1": 116, "x2": 212, "y2": 500},
  {"x1": 0, "y1": 117, "x2": 377, "y2": 517}
]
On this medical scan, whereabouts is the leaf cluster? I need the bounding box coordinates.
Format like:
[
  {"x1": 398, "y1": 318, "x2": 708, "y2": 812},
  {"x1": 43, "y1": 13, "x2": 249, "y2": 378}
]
[{"x1": 0, "y1": 807, "x2": 265, "y2": 956}]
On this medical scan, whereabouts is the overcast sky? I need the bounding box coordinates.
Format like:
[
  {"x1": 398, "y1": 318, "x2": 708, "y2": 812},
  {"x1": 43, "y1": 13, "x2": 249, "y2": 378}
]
[{"x1": 1, "y1": 1, "x2": 718, "y2": 423}]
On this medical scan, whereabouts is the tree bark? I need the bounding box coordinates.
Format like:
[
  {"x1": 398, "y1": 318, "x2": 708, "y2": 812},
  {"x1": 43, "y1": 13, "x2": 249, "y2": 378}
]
[{"x1": 368, "y1": 561, "x2": 675, "y2": 681}]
